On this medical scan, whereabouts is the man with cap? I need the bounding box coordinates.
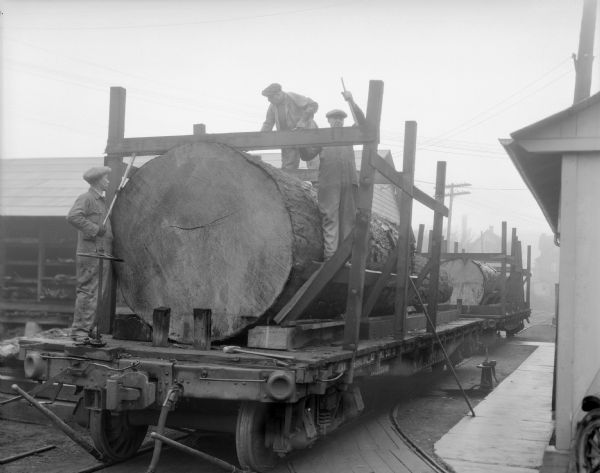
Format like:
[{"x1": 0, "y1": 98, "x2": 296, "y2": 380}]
[
  {"x1": 66, "y1": 166, "x2": 113, "y2": 341},
  {"x1": 260, "y1": 83, "x2": 320, "y2": 170},
  {"x1": 318, "y1": 91, "x2": 366, "y2": 260}
]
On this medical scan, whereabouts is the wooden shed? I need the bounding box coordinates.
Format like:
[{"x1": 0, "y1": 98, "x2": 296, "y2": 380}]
[{"x1": 502, "y1": 91, "x2": 600, "y2": 454}]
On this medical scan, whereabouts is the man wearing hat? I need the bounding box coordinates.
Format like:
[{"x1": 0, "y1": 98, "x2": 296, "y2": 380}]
[
  {"x1": 66, "y1": 166, "x2": 113, "y2": 341},
  {"x1": 260, "y1": 83, "x2": 320, "y2": 170},
  {"x1": 319, "y1": 91, "x2": 366, "y2": 260}
]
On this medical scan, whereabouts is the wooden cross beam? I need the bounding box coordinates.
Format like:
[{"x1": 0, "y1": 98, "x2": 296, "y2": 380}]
[
  {"x1": 105, "y1": 127, "x2": 375, "y2": 157},
  {"x1": 369, "y1": 154, "x2": 449, "y2": 217}
]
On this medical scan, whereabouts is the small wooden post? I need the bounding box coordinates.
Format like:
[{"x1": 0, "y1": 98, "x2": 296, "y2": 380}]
[
  {"x1": 193, "y1": 309, "x2": 212, "y2": 350},
  {"x1": 428, "y1": 230, "x2": 433, "y2": 254},
  {"x1": 456, "y1": 298, "x2": 463, "y2": 315},
  {"x1": 453, "y1": 241, "x2": 459, "y2": 253},
  {"x1": 416, "y1": 224, "x2": 425, "y2": 253},
  {"x1": 100, "y1": 86, "x2": 127, "y2": 335},
  {"x1": 427, "y1": 161, "x2": 447, "y2": 333},
  {"x1": 526, "y1": 245, "x2": 532, "y2": 308},
  {"x1": 344, "y1": 80, "x2": 384, "y2": 350},
  {"x1": 193, "y1": 124, "x2": 206, "y2": 135},
  {"x1": 500, "y1": 221, "x2": 508, "y2": 315},
  {"x1": 152, "y1": 307, "x2": 171, "y2": 347},
  {"x1": 393, "y1": 121, "x2": 417, "y2": 339},
  {"x1": 37, "y1": 225, "x2": 45, "y2": 301}
]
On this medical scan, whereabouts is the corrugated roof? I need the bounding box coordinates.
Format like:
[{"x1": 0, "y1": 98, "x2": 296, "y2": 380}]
[
  {"x1": 1, "y1": 157, "x2": 103, "y2": 216},
  {"x1": 1, "y1": 151, "x2": 400, "y2": 221}
]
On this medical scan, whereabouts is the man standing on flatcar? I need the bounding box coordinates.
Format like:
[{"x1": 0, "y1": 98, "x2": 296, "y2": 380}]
[
  {"x1": 260, "y1": 82, "x2": 321, "y2": 170},
  {"x1": 319, "y1": 91, "x2": 366, "y2": 260},
  {"x1": 66, "y1": 166, "x2": 112, "y2": 342}
]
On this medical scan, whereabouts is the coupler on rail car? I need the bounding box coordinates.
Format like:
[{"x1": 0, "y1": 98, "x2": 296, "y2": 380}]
[{"x1": 19, "y1": 346, "x2": 366, "y2": 472}]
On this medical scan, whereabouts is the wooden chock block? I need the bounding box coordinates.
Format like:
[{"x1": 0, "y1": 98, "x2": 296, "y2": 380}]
[
  {"x1": 152, "y1": 307, "x2": 171, "y2": 347},
  {"x1": 193, "y1": 308, "x2": 212, "y2": 350}
]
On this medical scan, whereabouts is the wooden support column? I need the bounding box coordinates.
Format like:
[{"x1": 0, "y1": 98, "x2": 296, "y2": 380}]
[
  {"x1": 393, "y1": 121, "x2": 417, "y2": 339},
  {"x1": 426, "y1": 161, "x2": 446, "y2": 333},
  {"x1": 343, "y1": 80, "x2": 384, "y2": 350},
  {"x1": 101, "y1": 87, "x2": 126, "y2": 335},
  {"x1": 500, "y1": 221, "x2": 508, "y2": 315},
  {"x1": 37, "y1": 225, "x2": 45, "y2": 301},
  {"x1": 526, "y1": 245, "x2": 532, "y2": 308},
  {"x1": 416, "y1": 224, "x2": 425, "y2": 253}
]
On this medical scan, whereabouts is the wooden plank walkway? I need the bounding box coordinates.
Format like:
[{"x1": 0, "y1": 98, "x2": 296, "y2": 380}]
[{"x1": 434, "y1": 341, "x2": 555, "y2": 472}]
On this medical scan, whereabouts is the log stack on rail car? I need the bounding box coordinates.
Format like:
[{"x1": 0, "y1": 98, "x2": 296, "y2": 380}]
[
  {"x1": 111, "y1": 142, "x2": 451, "y2": 342},
  {"x1": 440, "y1": 258, "x2": 503, "y2": 305}
]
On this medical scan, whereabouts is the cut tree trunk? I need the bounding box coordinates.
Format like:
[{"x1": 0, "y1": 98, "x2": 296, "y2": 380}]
[
  {"x1": 112, "y1": 142, "x2": 446, "y2": 342},
  {"x1": 439, "y1": 258, "x2": 503, "y2": 305}
]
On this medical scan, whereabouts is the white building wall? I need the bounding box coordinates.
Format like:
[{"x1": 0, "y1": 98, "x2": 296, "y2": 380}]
[{"x1": 556, "y1": 152, "x2": 600, "y2": 450}]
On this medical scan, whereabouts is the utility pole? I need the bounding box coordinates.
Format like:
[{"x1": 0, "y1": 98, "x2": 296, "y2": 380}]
[
  {"x1": 573, "y1": 0, "x2": 597, "y2": 103},
  {"x1": 444, "y1": 183, "x2": 471, "y2": 251}
]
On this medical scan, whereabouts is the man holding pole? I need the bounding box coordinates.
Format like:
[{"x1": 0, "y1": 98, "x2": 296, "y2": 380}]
[
  {"x1": 67, "y1": 166, "x2": 113, "y2": 342},
  {"x1": 319, "y1": 89, "x2": 365, "y2": 260}
]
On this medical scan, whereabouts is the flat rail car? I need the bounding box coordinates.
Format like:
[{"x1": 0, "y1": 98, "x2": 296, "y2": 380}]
[{"x1": 8, "y1": 81, "x2": 527, "y2": 472}]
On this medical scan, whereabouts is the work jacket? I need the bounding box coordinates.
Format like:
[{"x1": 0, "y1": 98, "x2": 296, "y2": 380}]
[
  {"x1": 67, "y1": 188, "x2": 113, "y2": 254},
  {"x1": 261, "y1": 92, "x2": 318, "y2": 131}
]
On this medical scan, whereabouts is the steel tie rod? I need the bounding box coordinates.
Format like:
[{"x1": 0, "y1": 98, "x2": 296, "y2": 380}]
[
  {"x1": 11, "y1": 384, "x2": 105, "y2": 461},
  {"x1": 149, "y1": 432, "x2": 245, "y2": 473},
  {"x1": 408, "y1": 277, "x2": 476, "y2": 417}
]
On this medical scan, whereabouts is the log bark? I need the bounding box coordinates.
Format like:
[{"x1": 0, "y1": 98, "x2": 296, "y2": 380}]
[
  {"x1": 439, "y1": 258, "x2": 503, "y2": 305},
  {"x1": 112, "y1": 142, "x2": 444, "y2": 342}
]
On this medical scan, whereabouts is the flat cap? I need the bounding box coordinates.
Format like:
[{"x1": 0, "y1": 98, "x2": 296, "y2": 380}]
[
  {"x1": 83, "y1": 166, "x2": 111, "y2": 183},
  {"x1": 326, "y1": 109, "x2": 347, "y2": 119},
  {"x1": 261, "y1": 82, "x2": 282, "y2": 97}
]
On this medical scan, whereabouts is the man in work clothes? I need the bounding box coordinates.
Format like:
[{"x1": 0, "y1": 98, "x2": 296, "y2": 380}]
[
  {"x1": 319, "y1": 91, "x2": 366, "y2": 260},
  {"x1": 260, "y1": 82, "x2": 320, "y2": 170},
  {"x1": 67, "y1": 166, "x2": 112, "y2": 341}
]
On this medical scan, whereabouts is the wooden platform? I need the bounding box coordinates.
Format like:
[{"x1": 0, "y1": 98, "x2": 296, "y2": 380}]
[{"x1": 434, "y1": 341, "x2": 555, "y2": 472}]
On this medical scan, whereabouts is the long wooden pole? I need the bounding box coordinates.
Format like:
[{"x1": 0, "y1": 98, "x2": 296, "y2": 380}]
[
  {"x1": 427, "y1": 162, "x2": 446, "y2": 333},
  {"x1": 393, "y1": 121, "x2": 417, "y2": 339},
  {"x1": 344, "y1": 80, "x2": 384, "y2": 350},
  {"x1": 101, "y1": 86, "x2": 126, "y2": 335}
]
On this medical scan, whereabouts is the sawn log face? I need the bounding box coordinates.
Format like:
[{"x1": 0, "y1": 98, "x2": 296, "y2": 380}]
[{"x1": 112, "y1": 142, "x2": 430, "y2": 342}]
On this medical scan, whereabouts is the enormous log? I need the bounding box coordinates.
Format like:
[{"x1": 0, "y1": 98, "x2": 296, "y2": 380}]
[
  {"x1": 439, "y1": 258, "x2": 503, "y2": 305},
  {"x1": 112, "y1": 142, "x2": 445, "y2": 342}
]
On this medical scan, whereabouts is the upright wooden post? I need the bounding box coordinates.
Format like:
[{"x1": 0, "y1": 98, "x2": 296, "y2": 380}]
[
  {"x1": 193, "y1": 308, "x2": 212, "y2": 350},
  {"x1": 428, "y1": 230, "x2": 433, "y2": 254},
  {"x1": 101, "y1": 87, "x2": 127, "y2": 335},
  {"x1": 343, "y1": 80, "x2": 384, "y2": 350},
  {"x1": 500, "y1": 221, "x2": 508, "y2": 315},
  {"x1": 416, "y1": 224, "x2": 425, "y2": 253},
  {"x1": 152, "y1": 307, "x2": 171, "y2": 347},
  {"x1": 393, "y1": 121, "x2": 417, "y2": 339},
  {"x1": 526, "y1": 244, "x2": 532, "y2": 308},
  {"x1": 510, "y1": 227, "x2": 517, "y2": 272},
  {"x1": 453, "y1": 241, "x2": 459, "y2": 253},
  {"x1": 426, "y1": 161, "x2": 446, "y2": 333},
  {"x1": 37, "y1": 225, "x2": 45, "y2": 301}
]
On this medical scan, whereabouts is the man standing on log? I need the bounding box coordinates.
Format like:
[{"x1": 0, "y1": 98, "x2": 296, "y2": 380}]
[
  {"x1": 66, "y1": 166, "x2": 112, "y2": 342},
  {"x1": 319, "y1": 91, "x2": 366, "y2": 260},
  {"x1": 260, "y1": 82, "x2": 320, "y2": 170}
]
